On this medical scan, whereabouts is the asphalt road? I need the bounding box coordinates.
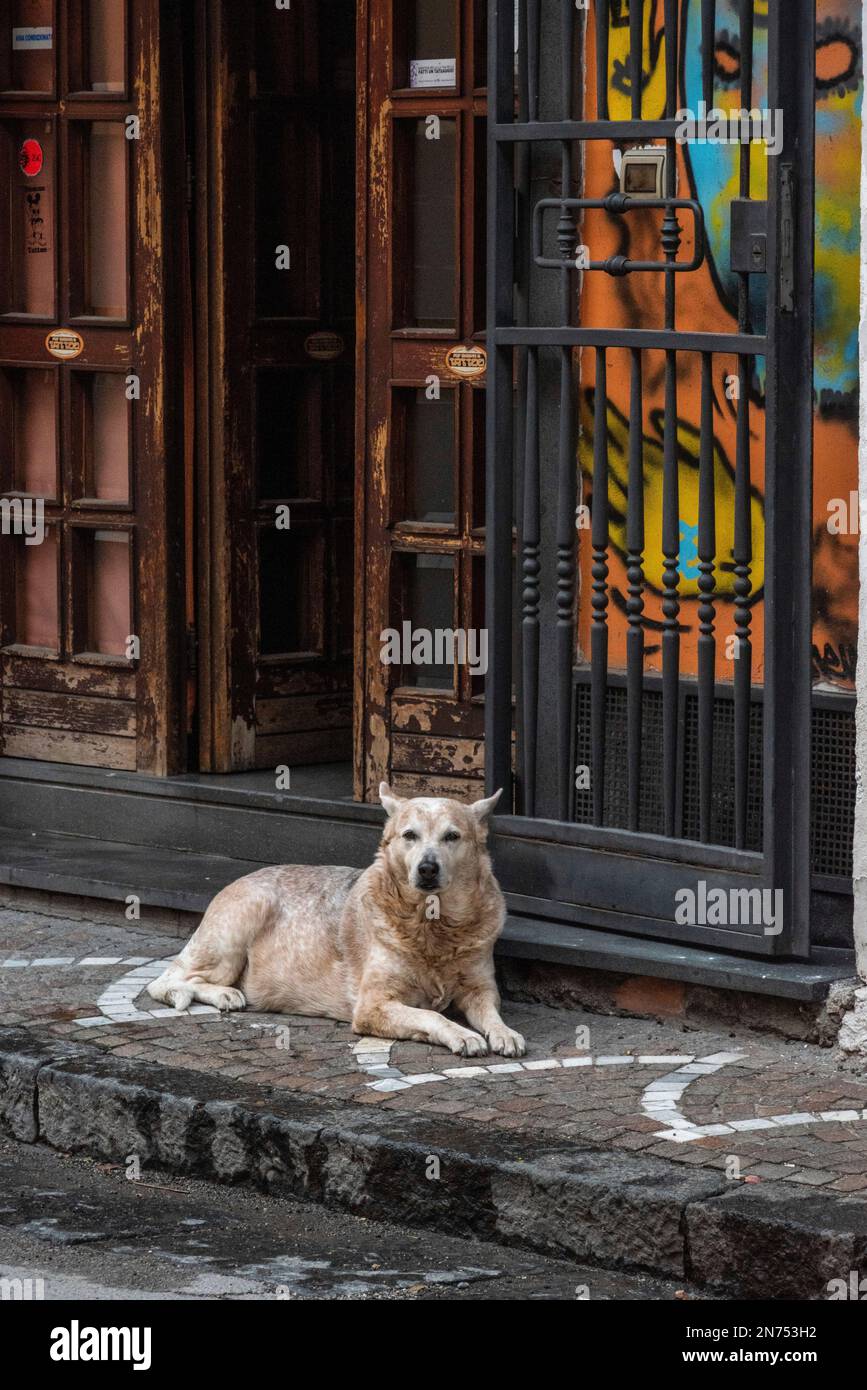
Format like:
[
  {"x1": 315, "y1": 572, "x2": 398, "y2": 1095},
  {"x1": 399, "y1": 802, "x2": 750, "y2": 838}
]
[{"x1": 0, "y1": 1135, "x2": 706, "y2": 1301}]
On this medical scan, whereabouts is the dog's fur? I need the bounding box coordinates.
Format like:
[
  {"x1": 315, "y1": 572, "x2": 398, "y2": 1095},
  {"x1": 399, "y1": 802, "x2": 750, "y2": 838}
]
[{"x1": 147, "y1": 783, "x2": 525, "y2": 1057}]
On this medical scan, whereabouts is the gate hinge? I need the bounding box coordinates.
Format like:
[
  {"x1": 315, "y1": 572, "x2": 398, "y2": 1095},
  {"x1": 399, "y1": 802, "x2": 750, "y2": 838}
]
[{"x1": 779, "y1": 164, "x2": 795, "y2": 314}]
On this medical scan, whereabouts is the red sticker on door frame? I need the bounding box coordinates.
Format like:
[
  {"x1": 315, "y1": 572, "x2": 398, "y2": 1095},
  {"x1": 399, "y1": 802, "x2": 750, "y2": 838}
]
[{"x1": 19, "y1": 139, "x2": 44, "y2": 178}]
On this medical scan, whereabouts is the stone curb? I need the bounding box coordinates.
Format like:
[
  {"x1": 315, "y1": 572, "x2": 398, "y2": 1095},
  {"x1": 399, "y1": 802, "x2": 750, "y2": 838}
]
[{"x1": 2, "y1": 1027, "x2": 866, "y2": 1297}]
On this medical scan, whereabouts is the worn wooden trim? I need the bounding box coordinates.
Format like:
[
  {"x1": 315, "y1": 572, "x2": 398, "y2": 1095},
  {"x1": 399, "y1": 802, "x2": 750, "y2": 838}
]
[
  {"x1": 254, "y1": 728, "x2": 352, "y2": 771},
  {"x1": 4, "y1": 688, "x2": 136, "y2": 736},
  {"x1": 193, "y1": 0, "x2": 217, "y2": 771},
  {"x1": 132, "y1": 0, "x2": 186, "y2": 774},
  {"x1": 392, "y1": 693, "x2": 484, "y2": 738},
  {"x1": 392, "y1": 732, "x2": 483, "y2": 776},
  {"x1": 256, "y1": 664, "x2": 353, "y2": 701},
  {"x1": 2, "y1": 656, "x2": 136, "y2": 700},
  {"x1": 390, "y1": 771, "x2": 483, "y2": 801},
  {"x1": 2, "y1": 726, "x2": 137, "y2": 770},
  {"x1": 354, "y1": 0, "x2": 371, "y2": 802},
  {"x1": 256, "y1": 693, "x2": 352, "y2": 735}
]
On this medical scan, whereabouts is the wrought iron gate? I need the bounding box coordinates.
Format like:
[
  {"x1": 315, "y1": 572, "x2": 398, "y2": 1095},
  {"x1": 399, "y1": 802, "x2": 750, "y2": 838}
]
[{"x1": 485, "y1": 0, "x2": 817, "y2": 956}]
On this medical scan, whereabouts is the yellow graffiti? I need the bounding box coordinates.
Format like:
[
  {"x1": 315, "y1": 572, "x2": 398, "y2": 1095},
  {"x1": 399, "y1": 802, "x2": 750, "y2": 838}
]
[
  {"x1": 606, "y1": 2, "x2": 667, "y2": 122},
  {"x1": 579, "y1": 392, "x2": 765, "y2": 600}
]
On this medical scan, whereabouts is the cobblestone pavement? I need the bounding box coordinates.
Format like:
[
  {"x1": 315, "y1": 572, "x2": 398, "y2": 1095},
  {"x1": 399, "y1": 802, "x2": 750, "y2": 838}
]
[{"x1": 4, "y1": 906, "x2": 867, "y2": 1194}]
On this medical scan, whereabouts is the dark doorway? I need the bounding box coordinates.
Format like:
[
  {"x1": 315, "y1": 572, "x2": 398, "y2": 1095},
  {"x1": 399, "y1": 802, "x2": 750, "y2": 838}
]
[{"x1": 191, "y1": 0, "x2": 356, "y2": 784}]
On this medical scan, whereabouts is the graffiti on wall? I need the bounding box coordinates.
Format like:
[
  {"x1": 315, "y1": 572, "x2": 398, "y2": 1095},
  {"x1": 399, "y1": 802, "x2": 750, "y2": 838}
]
[{"x1": 576, "y1": 0, "x2": 861, "y2": 687}]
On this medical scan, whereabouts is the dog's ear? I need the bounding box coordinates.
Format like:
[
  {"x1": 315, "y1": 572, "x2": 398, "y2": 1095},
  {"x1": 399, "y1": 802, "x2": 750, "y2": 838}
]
[
  {"x1": 379, "y1": 782, "x2": 404, "y2": 819},
  {"x1": 469, "y1": 788, "x2": 502, "y2": 825}
]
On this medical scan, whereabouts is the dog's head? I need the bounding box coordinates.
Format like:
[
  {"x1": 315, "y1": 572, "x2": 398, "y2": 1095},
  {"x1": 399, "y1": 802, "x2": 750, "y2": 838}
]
[{"x1": 378, "y1": 784, "x2": 502, "y2": 895}]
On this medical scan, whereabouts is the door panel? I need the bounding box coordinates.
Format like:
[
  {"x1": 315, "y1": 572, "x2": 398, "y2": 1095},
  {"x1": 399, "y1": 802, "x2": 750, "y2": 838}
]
[
  {"x1": 0, "y1": 0, "x2": 183, "y2": 774},
  {"x1": 358, "y1": 0, "x2": 489, "y2": 803},
  {"x1": 199, "y1": 0, "x2": 355, "y2": 774}
]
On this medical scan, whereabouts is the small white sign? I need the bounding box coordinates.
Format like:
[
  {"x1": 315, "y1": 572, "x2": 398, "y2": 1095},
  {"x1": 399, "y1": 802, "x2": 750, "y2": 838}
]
[
  {"x1": 12, "y1": 27, "x2": 53, "y2": 50},
  {"x1": 409, "y1": 58, "x2": 457, "y2": 89}
]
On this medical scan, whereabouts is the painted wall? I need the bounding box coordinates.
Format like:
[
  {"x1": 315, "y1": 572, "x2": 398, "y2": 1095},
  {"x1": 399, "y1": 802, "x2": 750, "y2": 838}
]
[
  {"x1": 576, "y1": 0, "x2": 862, "y2": 689},
  {"x1": 853, "y1": 0, "x2": 867, "y2": 979}
]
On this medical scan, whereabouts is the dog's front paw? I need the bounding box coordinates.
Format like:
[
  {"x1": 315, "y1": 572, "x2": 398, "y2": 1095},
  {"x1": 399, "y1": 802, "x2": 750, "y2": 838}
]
[
  {"x1": 165, "y1": 985, "x2": 194, "y2": 1011},
  {"x1": 486, "y1": 1025, "x2": 526, "y2": 1058},
  {"x1": 447, "y1": 1027, "x2": 489, "y2": 1058},
  {"x1": 214, "y1": 987, "x2": 246, "y2": 1012}
]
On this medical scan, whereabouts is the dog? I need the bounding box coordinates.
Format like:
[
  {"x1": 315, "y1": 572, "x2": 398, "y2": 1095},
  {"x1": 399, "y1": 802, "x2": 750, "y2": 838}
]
[{"x1": 147, "y1": 783, "x2": 526, "y2": 1058}]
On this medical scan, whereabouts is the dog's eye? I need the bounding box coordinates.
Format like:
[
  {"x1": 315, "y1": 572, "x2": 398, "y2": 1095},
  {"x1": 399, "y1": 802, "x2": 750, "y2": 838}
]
[
  {"x1": 442, "y1": 831, "x2": 461, "y2": 843},
  {"x1": 402, "y1": 830, "x2": 418, "y2": 841}
]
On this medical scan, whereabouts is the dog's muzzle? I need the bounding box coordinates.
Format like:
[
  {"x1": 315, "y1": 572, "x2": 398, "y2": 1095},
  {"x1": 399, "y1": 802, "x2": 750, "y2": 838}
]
[{"x1": 415, "y1": 855, "x2": 441, "y2": 890}]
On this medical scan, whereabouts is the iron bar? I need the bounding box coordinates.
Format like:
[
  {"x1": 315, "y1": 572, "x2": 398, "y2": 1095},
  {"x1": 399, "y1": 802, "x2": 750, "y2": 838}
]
[
  {"x1": 626, "y1": 347, "x2": 645, "y2": 832},
  {"x1": 556, "y1": 0, "x2": 577, "y2": 822},
  {"x1": 558, "y1": 345, "x2": 578, "y2": 821},
  {"x1": 494, "y1": 119, "x2": 685, "y2": 142},
  {"x1": 521, "y1": 346, "x2": 540, "y2": 816},
  {"x1": 591, "y1": 347, "x2": 610, "y2": 826},
  {"x1": 493, "y1": 326, "x2": 766, "y2": 353},
  {"x1": 733, "y1": 354, "x2": 753, "y2": 849},
  {"x1": 697, "y1": 352, "x2": 717, "y2": 842},
  {"x1": 596, "y1": 0, "x2": 610, "y2": 121},
  {"x1": 630, "y1": 0, "x2": 644, "y2": 120},
  {"x1": 701, "y1": 0, "x2": 716, "y2": 111},
  {"x1": 759, "y1": 0, "x2": 815, "y2": 956},
  {"x1": 527, "y1": 0, "x2": 540, "y2": 120},
  {"x1": 738, "y1": 0, "x2": 754, "y2": 332},
  {"x1": 661, "y1": 348, "x2": 680, "y2": 838}
]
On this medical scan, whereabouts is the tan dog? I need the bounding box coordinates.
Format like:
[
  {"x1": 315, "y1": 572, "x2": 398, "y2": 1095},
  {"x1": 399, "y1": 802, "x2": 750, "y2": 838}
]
[{"x1": 147, "y1": 784, "x2": 526, "y2": 1058}]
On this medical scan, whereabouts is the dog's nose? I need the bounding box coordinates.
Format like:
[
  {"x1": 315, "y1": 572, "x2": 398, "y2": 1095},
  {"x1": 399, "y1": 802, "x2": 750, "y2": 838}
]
[{"x1": 417, "y1": 855, "x2": 440, "y2": 886}]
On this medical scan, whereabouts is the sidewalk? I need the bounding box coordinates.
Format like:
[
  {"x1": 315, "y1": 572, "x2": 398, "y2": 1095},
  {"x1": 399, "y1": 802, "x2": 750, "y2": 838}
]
[{"x1": 3, "y1": 904, "x2": 867, "y2": 1297}]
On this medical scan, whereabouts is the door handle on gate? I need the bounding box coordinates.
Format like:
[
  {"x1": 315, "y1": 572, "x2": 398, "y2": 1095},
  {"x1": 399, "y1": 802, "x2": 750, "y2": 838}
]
[{"x1": 532, "y1": 193, "x2": 706, "y2": 276}]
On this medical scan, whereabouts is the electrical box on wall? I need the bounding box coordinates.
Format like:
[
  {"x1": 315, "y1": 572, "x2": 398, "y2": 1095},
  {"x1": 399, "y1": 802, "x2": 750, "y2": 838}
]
[{"x1": 619, "y1": 147, "x2": 667, "y2": 199}]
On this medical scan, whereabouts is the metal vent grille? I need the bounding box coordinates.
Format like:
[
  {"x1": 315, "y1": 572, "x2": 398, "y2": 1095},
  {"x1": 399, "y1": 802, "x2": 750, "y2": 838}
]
[
  {"x1": 573, "y1": 686, "x2": 664, "y2": 834},
  {"x1": 811, "y1": 703, "x2": 856, "y2": 879},
  {"x1": 572, "y1": 683, "x2": 854, "y2": 880},
  {"x1": 681, "y1": 694, "x2": 764, "y2": 852}
]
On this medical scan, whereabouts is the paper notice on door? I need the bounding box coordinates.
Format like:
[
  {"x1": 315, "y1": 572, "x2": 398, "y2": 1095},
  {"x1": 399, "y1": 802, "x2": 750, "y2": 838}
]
[
  {"x1": 409, "y1": 58, "x2": 457, "y2": 89},
  {"x1": 12, "y1": 27, "x2": 53, "y2": 49}
]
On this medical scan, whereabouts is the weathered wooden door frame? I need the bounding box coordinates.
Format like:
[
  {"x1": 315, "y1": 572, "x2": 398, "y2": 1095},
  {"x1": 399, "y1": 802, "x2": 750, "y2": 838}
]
[
  {"x1": 191, "y1": 0, "x2": 241, "y2": 772},
  {"x1": 0, "y1": 0, "x2": 187, "y2": 777},
  {"x1": 354, "y1": 0, "x2": 490, "y2": 804},
  {"x1": 485, "y1": 0, "x2": 816, "y2": 957}
]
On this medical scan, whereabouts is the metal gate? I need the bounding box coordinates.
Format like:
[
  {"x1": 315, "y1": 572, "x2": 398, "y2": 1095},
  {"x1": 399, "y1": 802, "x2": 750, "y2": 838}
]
[{"x1": 485, "y1": 0, "x2": 816, "y2": 956}]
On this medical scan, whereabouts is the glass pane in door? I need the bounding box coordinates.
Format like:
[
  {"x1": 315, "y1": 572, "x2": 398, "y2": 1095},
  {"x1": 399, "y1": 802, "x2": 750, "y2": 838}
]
[
  {"x1": 1, "y1": 0, "x2": 55, "y2": 95},
  {"x1": 1, "y1": 118, "x2": 56, "y2": 316}
]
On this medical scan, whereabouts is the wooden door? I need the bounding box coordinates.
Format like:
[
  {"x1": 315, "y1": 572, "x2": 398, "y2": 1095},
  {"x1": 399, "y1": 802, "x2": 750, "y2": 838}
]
[
  {"x1": 357, "y1": 0, "x2": 489, "y2": 802},
  {"x1": 197, "y1": 0, "x2": 356, "y2": 774},
  {"x1": 0, "y1": 0, "x2": 185, "y2": 774}
]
